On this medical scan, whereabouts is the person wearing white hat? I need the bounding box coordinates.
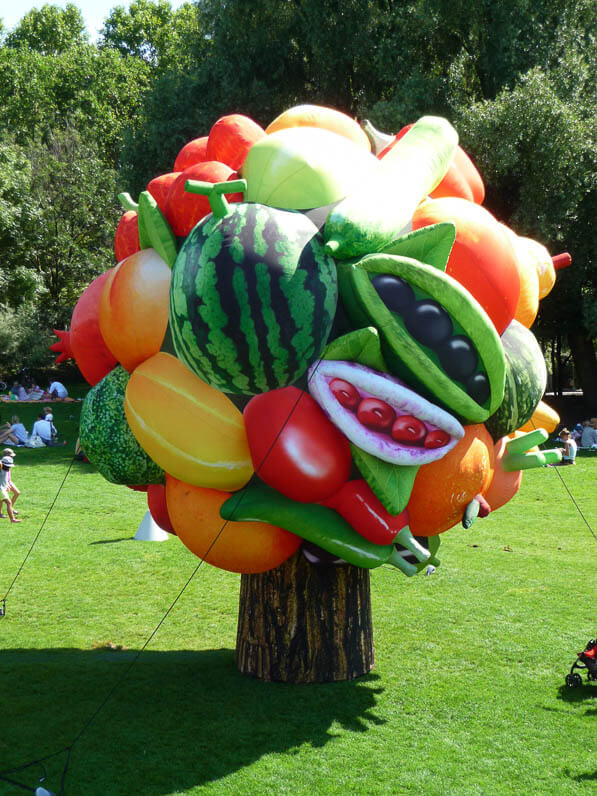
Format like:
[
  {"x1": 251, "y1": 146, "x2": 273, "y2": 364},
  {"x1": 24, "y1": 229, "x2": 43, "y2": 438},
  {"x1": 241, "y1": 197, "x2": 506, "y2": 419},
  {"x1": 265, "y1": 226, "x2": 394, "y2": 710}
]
[{"x1": 0, "y1": 455, "x2": 20, "y2": 523}]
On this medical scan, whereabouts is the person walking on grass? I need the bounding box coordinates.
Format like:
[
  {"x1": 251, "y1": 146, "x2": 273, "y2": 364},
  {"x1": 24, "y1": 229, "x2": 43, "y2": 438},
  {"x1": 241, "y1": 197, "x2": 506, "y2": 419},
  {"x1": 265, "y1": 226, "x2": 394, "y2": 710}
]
[
  {"x1": 0, "y1": 455, "x2": 20, "y2": 523},
  {"x1": 2, "y1": 448, "x2": 20, "y2": 514}
]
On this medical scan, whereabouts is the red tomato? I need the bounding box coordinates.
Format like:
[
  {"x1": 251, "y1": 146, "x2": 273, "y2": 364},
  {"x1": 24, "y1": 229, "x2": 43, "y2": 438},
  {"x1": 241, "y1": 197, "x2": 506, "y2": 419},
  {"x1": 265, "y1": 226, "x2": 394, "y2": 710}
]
[
  {"x1": 147, "y1": 484, "x2": 175, "y2": 534},
  {"x1": 206, "y1": 114, "x2": 265, "y2": 171},
  {"x1": 173, "y1": 136, "x2": 208, "y2": 172},
  {"x1": 114, "y1": 210, "x2": 140, "y2": 262},
  {"x1": 244, "y1": 387, "x2": 351, "y2": 503},
  {"x1": 147, "y1": 172, "x2": 180, "y2": 214},
  {"x1": 164, "y1": 161, "x2": 243, "y2": 237}
]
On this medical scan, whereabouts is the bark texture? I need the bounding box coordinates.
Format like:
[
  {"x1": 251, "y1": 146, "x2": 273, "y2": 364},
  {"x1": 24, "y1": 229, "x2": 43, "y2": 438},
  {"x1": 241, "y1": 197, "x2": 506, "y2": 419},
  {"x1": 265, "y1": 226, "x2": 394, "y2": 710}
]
[{"x1": 236, "y1": 551, "x2": 374, "y2": 683}]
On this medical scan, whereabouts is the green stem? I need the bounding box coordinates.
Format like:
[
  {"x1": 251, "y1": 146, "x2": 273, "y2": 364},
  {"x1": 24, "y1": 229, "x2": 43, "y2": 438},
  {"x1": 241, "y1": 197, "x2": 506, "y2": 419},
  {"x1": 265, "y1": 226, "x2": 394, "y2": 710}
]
[
  {"x1": 385, "y1": 547, "x2": 418, "y2": 577},
  {"x1": 185, "y1": 179, "x2": 247, "y2": 219},
  {"x1": 118, "y1": 192, "x2": 138, "y2": 212},
  {"x1": 394, "y1": 526, "x2": 430, "y2": 563},
  {"x1": 506, "y1": 429, "x2": 548, "y2": 455}
]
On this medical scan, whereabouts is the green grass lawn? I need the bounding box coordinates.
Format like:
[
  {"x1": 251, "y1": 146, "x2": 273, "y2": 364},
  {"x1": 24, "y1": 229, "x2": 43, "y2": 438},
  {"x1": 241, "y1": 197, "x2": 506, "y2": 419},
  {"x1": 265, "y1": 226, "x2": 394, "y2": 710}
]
[{"x1": 0, "y1": 402, "x2": 596, "y2": 795}]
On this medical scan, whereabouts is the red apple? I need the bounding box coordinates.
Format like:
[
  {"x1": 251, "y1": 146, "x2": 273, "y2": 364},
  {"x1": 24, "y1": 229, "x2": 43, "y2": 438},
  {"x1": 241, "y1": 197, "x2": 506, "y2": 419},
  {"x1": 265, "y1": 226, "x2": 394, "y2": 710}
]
[{"x1": 51, "y1": 270, "x2": 118, "y2": 386}]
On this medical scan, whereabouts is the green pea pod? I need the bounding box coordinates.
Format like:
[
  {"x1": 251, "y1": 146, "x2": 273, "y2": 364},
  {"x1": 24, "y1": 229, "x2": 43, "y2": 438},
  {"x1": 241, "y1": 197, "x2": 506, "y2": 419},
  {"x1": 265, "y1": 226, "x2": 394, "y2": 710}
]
[
  {"x1": 137, "y1": 190, "x2": 178, "y2": 267},
  {"x1": 220, "y1": 483, "x2": 417, "y2": 574}
]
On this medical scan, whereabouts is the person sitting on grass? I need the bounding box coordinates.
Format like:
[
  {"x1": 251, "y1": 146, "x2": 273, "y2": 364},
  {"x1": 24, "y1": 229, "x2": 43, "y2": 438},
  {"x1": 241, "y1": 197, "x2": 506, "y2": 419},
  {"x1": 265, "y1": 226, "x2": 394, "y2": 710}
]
[
  {"x1": 580, "y1": 419, "x2": 597, "y2": 448},
  {"x1": 2, "y1": 448, "x2": 20, "y2": 515},
  {"x1": 9, "y1": 415, "x2": 28, "y2": 446},
  {"x1": 0, "y1": 416, "x2": 19, "y2": 445},
  {"x1": 0, "y1": 455, "x2": 20, "y2": 523},
  {"x1": 556, "y1": 428, "x2": 577, "y2": 465},
  {"x1": 30, "y1": 413, "x2": 57, "y2": 446}
]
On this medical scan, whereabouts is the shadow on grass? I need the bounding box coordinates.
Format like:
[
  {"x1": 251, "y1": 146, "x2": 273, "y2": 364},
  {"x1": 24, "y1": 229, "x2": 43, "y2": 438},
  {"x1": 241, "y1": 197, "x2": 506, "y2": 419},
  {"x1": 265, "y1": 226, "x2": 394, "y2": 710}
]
[
  {"x1": 557, "y1": 682, "x2": 597, "y2": 706},
  {"x1": 88, "y1": 537, "x2": 136, "y2": 545},
  {"x1": 1, "y1": 647, "x2": 384, "y2": 793}
]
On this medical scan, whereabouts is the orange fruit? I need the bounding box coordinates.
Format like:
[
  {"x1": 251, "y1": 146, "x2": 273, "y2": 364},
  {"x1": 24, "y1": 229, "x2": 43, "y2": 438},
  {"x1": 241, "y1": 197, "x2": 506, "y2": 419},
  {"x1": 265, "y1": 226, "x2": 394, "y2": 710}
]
[
  {"x1": 166, "y1": 476, "x2": 301, "y2": 574},
  {"x1": 407, "y1": 424, "x2": 494, "y2": 535},
  {"x1": 99, "y1": 249, "x2": 171, "y2": 372},
  {"x1": 266, "y1": 104, "x2": 371, "y2": 151}
]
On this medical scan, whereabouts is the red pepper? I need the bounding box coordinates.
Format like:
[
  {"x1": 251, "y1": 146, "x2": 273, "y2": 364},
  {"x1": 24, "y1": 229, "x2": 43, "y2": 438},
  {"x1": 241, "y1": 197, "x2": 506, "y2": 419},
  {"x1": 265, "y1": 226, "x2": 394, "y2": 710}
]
[{"x1": 321, "y1": 479, "x2": 409, "y2": 545}]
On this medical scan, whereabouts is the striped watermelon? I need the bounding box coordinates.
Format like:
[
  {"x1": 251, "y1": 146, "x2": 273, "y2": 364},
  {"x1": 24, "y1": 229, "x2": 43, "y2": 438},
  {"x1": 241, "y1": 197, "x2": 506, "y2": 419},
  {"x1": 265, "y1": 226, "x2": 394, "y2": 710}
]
[
  {"x1": 485, "y1": 320, "x2": 547, "y2": 441},
  {"x1": 169, "y1": 202, "x2": 338, "y2": 394}
]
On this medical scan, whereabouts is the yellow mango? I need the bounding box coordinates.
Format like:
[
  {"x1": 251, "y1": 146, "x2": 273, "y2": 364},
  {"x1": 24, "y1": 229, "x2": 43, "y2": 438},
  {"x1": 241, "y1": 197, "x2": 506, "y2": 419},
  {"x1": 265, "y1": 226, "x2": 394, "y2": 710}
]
[{"x1": 124, "y1": 352, "x2": 253, "y2": 490}]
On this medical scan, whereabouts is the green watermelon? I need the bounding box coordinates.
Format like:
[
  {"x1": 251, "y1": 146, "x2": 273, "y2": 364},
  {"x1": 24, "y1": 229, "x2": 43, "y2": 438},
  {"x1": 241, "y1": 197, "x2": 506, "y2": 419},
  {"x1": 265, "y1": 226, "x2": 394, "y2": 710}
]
[
  {"x1": 485, "y1": 320, "x2": 547, "y2": 441},
  {"x1": 169, "y1": 202, "x2": 337, "y2": 394},
  {"x1": 80, "y1": 366, "x2": 165, "y2": 485}
]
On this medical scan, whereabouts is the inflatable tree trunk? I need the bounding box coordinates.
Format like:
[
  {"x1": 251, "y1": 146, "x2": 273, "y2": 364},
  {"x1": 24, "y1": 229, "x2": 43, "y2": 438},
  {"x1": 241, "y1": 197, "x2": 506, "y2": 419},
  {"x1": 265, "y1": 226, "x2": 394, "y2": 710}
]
[{"x1": 236, "y1": 552, "x2": 374, "y2": 683}]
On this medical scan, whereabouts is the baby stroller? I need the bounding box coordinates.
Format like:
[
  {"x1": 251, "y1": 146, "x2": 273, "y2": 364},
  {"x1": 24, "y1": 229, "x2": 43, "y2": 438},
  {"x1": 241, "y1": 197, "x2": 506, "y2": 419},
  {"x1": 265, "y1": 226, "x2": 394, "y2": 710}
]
[{"x1": 565, "y1": 636, "x2": 597, "y2": 687}]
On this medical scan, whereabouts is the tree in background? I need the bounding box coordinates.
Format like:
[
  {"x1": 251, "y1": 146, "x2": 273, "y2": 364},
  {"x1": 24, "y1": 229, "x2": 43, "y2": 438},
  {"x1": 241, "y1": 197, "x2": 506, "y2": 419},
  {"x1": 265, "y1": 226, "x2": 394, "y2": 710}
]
[
  {"x1": 0, "y1": 128, "x2": 119, "y2": 371},
  {"x1": 2, "y1": 3, "x2": 87, "y2": 54}
]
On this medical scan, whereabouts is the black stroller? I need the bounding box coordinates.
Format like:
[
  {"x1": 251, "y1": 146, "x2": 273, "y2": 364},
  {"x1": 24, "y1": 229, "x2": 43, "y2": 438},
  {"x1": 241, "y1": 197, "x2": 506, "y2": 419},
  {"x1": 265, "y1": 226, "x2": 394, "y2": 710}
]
[{"x1": 565, "y1": 637, "x2": 597, "y2": 687}]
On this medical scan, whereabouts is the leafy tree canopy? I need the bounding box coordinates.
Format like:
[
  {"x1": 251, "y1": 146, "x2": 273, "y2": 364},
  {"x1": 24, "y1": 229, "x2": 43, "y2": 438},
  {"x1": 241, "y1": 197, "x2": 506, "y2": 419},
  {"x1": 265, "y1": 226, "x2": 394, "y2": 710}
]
[{"x1": 3, "y1": 3, "x2": 87, "y2": 55}]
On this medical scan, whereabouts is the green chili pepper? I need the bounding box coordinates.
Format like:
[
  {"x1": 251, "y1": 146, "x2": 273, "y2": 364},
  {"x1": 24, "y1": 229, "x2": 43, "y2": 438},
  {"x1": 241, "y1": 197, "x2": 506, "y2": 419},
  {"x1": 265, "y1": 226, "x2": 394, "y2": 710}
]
[{"x1": 220, "y1": 483, "x2": 426, "y2": 576}]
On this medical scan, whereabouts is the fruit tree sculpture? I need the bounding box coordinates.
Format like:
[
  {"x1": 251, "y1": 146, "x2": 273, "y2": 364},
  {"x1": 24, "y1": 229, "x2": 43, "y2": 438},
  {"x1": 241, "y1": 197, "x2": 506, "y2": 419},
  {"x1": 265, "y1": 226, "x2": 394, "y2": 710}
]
[{"x1": 52, "y1": 106, "x2": 571, "y2": 683}]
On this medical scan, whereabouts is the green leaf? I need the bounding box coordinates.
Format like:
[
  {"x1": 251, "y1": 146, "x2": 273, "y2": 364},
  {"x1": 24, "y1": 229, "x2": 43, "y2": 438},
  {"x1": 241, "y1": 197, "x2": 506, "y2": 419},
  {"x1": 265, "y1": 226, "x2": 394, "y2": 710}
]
[
  {"x1": 322, "y1": 327, "x2": 387, "y2": 371},
  {"x1": 380, "y1": 222, "x2": 456, "y2": 271},
  {"x1": 350, "y1": 444, "x2": 419, "y2": 514}
]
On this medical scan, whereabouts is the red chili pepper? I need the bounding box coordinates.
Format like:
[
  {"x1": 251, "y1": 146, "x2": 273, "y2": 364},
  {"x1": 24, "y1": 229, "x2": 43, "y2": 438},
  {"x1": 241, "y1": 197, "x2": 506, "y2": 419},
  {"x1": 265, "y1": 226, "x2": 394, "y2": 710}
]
[{"x1": 321, "y1": 479, "x2": 409, "y2": 545}]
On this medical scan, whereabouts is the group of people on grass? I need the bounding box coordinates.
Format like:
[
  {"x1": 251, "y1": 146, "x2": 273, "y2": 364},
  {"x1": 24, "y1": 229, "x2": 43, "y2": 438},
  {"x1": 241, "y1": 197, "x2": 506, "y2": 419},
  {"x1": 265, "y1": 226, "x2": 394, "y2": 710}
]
[
  {"x1": 0, "y1": 408, "x2": 58, "y2": 448},
  {"x1": 2, "y1": 380, "x2": 68, "y2": 403},
  {"x1": 0, "y1": 448, "x2": 20, "y2": 523},
  {"x1": 554, "y1": 418, "x2": 597, "y2": 465}
]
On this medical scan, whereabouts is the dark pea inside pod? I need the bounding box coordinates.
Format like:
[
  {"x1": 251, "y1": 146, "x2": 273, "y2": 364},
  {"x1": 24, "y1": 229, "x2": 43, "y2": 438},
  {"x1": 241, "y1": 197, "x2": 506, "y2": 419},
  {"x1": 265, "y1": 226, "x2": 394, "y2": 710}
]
[
  {"x1": 371, "y1": 274, "x2": 415, "y2": 313},
  {"x1": 403, "y1": 299, "x2": 453, "y2": 348},
  {"x1": 437, "y1": 335, "x2": 478, "y2": 381},
  {"x1": 466, "y1": 372, "x2": 491, "y2": 405}
]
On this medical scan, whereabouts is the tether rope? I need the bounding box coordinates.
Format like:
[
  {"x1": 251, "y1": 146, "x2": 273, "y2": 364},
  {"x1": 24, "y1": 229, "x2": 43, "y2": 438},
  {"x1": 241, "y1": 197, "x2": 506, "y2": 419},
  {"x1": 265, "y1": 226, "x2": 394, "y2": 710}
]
[{"x1": 0, "y1": 362, "x2": 322, "y2": 794}]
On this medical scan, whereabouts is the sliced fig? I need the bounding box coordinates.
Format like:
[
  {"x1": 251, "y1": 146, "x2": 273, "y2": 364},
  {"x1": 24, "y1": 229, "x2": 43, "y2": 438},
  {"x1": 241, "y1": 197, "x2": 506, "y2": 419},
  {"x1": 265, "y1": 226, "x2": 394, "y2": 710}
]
[{"x1": 308, "y1": 360, "x2": 464, "y2": 466}]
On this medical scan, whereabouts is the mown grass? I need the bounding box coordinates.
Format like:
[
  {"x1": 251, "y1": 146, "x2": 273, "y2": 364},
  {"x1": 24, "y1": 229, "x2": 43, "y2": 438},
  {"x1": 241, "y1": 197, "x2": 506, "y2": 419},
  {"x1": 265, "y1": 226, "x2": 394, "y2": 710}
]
[{"x1": 0, "y1": 401, "x2": 595, "y2": 795}]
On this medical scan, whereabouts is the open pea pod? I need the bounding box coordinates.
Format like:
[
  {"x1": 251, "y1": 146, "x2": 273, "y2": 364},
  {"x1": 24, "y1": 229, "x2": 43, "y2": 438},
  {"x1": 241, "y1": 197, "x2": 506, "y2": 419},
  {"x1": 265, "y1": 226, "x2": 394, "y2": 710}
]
[{"x1": 338, "y1": 253, "x2": 506, "y2": 423}]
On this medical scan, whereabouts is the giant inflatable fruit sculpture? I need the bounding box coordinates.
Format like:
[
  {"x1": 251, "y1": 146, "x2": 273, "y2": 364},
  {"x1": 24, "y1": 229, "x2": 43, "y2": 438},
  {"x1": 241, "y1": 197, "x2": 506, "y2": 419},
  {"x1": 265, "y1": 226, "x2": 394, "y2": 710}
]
[{"x1": 56, "y1": 108, "x2": 571, "y2": 580}]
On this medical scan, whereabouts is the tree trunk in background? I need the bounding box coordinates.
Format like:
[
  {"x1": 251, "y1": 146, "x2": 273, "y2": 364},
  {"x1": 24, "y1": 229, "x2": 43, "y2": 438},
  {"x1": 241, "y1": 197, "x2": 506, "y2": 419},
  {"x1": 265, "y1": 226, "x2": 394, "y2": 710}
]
[
  {"x1": 235, "y1": 552, "x2": 374, "y2": 683},
  {"x1": 569, "y1": 328, "x2": 597, "y2": 412}
]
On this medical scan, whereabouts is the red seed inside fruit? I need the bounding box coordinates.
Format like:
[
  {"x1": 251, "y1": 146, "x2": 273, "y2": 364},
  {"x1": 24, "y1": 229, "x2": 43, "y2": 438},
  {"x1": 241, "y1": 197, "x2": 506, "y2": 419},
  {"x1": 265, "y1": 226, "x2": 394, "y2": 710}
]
[
  {"x1": 391, "y1": 414, "x2": 427, "y2": 444},
  {"x1": 357, "y1": 397, "x2": 395, "y2": 431},
  {"x1": 424, "y1": 429, "x2": 451, "y2": 449},
  {"x1": 329, "y1": 378, "x2": 360, "y2": 411}
]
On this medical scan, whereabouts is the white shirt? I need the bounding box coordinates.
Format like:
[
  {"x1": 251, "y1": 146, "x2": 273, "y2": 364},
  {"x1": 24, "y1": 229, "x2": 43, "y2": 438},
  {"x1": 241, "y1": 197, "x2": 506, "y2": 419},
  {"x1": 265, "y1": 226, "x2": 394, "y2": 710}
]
[
  {"x1": 563, "y1": 438, "x2": 577, "y2": 461},
  {"x1": 10, "y1": 422, "x2": 28, "y2": 443},
  {"x1": 48, "y1": 381, "x2": 68, "y2": 398},
  {"x1": 31, "y1": 419, "x2": 57, "y2": 441}
]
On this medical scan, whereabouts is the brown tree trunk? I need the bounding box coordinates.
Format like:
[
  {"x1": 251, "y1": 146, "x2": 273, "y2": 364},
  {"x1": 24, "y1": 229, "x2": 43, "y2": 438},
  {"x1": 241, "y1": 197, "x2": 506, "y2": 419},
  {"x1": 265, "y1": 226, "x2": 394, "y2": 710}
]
[
  {"x1": 569, "y1": 328, "x2": 597, "y2": 412},
  {"x1": 235, "y1": 551, "x2": 374, "y2": 683}
]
